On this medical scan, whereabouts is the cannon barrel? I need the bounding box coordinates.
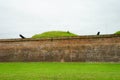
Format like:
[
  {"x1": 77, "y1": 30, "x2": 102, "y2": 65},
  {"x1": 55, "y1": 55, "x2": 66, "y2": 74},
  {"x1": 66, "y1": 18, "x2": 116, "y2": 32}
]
[
  {"x1": 97, "y1": 32, "x2": 100, "y2": 35},
  {"x1": 19, "y1": 34, "x2": 26, "y2": 39}
]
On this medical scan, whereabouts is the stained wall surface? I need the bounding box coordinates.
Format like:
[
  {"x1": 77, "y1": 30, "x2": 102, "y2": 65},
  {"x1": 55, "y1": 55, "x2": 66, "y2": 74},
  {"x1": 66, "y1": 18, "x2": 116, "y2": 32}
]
[{"x1": 0, "y1": 35, "x2": 120, "y2": 62}]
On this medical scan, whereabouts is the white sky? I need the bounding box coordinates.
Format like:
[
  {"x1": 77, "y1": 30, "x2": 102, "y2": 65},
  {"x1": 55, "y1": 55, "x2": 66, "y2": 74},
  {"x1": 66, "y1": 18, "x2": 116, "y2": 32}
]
[{"x1": 0, "y1": 0, "x2": 120, "y2": 39}]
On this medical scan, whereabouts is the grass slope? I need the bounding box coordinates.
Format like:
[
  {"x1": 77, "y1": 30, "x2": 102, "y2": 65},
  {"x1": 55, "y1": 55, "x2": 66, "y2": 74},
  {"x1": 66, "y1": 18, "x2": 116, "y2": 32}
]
[
  {"x1": 114, "y1": 31, "x2": 120, "y2": 35},
  {"x1": 0, "y1": 62, "x2": 120, "y2": 80},
  {"x1": 32, "y1": 31, "x2": 78, "y2": 38}
]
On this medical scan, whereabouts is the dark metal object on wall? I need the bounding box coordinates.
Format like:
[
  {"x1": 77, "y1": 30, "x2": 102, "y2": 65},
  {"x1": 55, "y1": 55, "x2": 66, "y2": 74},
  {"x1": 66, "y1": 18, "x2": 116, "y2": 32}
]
[
  {"x1": 19, "y1": 34, "x2": 26, "y2": 39},
  {"x1": 97, "y1": 32, "x2": 100, "y2": 35}
]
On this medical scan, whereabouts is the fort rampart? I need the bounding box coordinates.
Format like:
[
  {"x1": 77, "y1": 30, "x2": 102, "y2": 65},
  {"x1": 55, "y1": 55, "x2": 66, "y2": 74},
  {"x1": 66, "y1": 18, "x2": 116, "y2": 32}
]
[{"x1": 0, "y1": 35, "x2": 120, "y2": 62}]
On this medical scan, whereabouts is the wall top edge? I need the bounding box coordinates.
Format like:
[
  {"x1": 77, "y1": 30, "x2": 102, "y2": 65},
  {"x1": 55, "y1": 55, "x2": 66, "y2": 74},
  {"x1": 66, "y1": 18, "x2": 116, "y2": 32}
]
[{"x1": 0, "y1": 34, "x2": 120, "y2": 42}]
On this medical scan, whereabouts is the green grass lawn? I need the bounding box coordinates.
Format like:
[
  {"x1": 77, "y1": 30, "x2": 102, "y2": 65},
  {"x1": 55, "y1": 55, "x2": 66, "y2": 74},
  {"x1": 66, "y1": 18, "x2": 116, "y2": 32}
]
[{"x1": 0, "y1": 62, "x2": 120, "y2": 80}]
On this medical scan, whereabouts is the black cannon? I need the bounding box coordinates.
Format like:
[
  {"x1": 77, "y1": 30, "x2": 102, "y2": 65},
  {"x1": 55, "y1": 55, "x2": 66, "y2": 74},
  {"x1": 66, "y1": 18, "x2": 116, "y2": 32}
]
[
  {"x1": 97, "y1": 32, "x2": 100, "y2": 35},
  {"x1": 19, "y1": 34, "x2": 26, "y2": 39}
]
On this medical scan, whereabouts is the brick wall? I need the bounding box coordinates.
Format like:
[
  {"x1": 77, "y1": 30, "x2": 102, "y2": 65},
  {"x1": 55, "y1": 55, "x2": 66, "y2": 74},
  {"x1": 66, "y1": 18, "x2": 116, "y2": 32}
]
[{"x1": 0, "y1": 35, "x2": 120, "y2": 62}]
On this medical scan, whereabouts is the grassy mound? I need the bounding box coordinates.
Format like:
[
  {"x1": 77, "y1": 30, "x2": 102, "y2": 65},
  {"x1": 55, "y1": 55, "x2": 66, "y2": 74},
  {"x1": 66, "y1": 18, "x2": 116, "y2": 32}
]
[
  {"x1": 114, "y1": 31, "x2": 120, "y2": 35},
  {"x1": 32, "y1": 31, "x2": 78, "y2": 38}
]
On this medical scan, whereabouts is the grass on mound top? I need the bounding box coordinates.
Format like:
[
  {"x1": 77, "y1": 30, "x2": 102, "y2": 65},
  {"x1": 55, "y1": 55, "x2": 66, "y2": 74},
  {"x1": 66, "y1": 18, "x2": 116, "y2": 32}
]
[
  {"x1": 32, "y1": 31, "x2": 78, "y2": 39},
  {"x1": 114, "y1": 31, "x2": 120, "y2": 35}
]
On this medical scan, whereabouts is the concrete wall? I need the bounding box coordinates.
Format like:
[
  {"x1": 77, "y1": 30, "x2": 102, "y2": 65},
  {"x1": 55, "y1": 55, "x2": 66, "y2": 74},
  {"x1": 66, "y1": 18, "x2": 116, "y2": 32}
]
[{"x1": 0, "y1": 35, "x2": 120, "y2": 62}]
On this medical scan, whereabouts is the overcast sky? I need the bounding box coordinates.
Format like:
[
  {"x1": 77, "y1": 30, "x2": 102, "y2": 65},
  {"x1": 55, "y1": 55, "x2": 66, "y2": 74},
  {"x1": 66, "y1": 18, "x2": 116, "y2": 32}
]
[{"x1": 0, "y1": 0, "x2": 120, "y2": 39}]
